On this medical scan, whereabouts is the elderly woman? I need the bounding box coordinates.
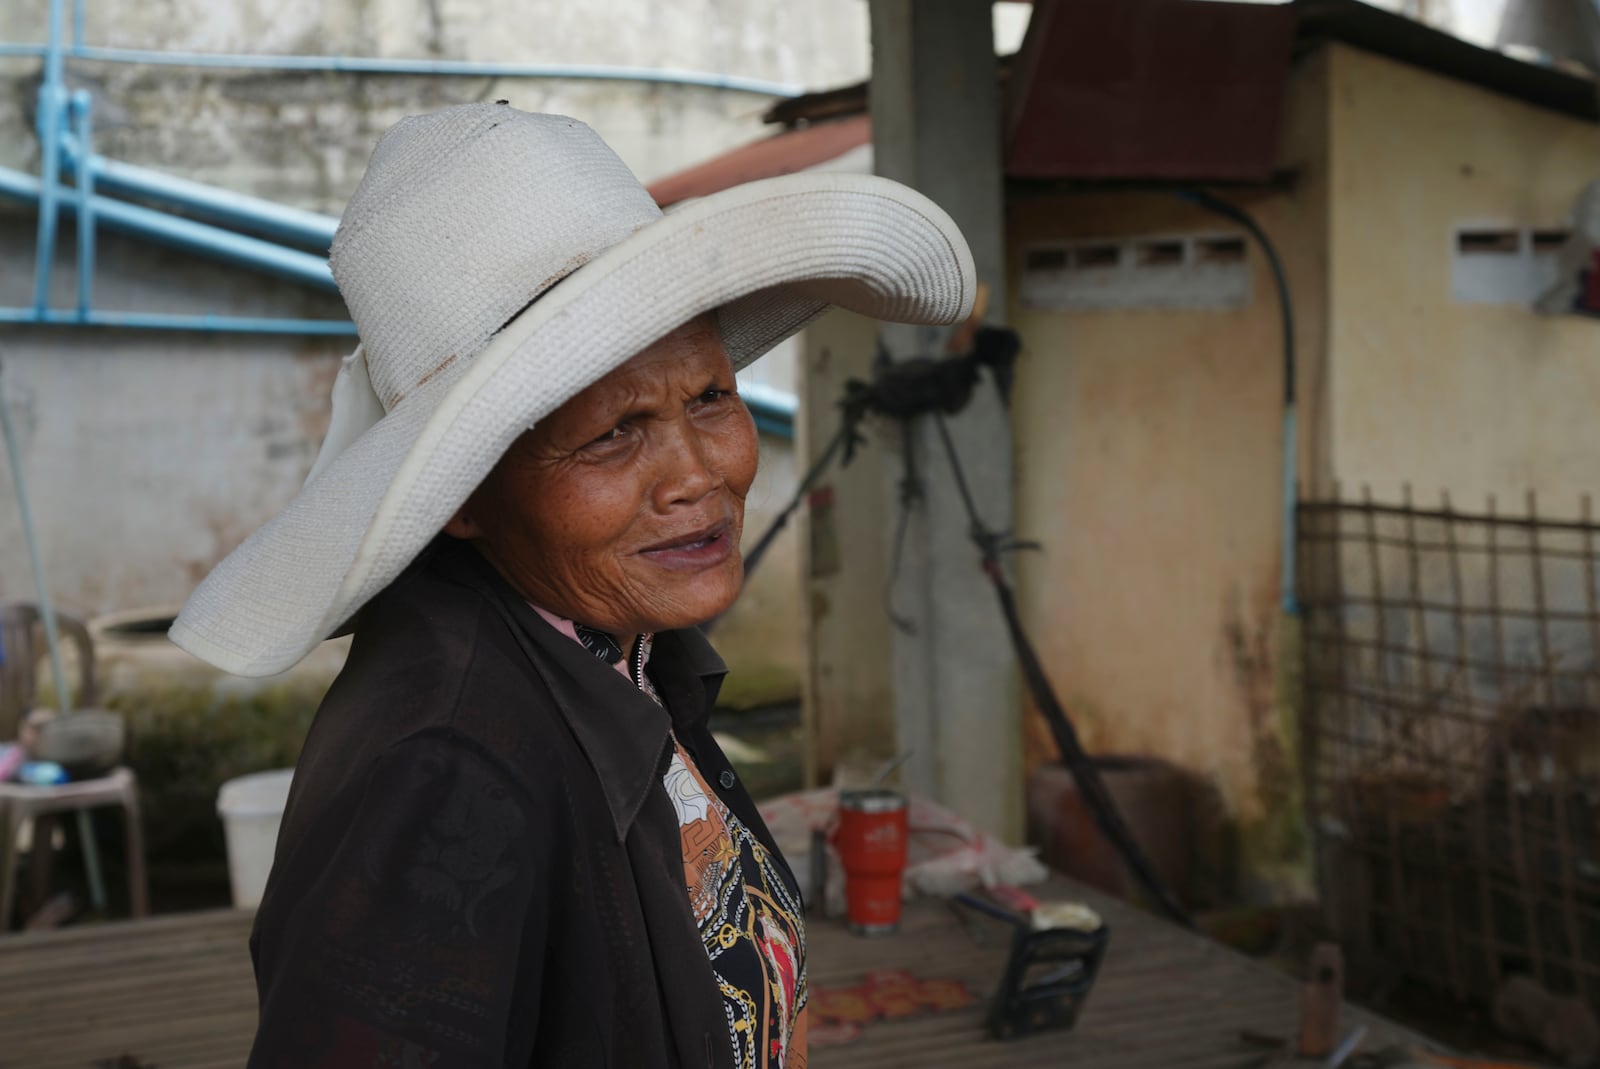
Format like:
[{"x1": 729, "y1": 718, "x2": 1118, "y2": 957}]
[{"x1": 172, "y1": 103, "x2": 973, "y2": 1069}]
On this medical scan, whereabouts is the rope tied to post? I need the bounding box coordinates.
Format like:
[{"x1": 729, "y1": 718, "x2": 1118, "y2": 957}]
[{"x1": 738, "y1": 321, "x2": 1195, "y2": 929}]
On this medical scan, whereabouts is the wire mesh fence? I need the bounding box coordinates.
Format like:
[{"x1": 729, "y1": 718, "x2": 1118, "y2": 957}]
[{"x1": 1299, "y1": 490, "x2": 1600, "y2": 1007}]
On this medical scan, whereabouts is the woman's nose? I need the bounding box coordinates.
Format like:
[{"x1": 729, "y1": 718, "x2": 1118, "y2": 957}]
[{"x1": 652, "y1": 421, "x2": 719, "y2": 509}]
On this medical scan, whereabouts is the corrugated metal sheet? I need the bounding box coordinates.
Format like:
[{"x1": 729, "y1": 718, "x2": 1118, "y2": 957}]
[
  {"x1": 744, "y1": 0, "x2": 1597, "y2": 183},
  {"x1": 1004, "y1": 0, "x2": 1297, "y2": 182},
  {"x1": 647, "y1": 115, "x2": 871, "y2": 207}
]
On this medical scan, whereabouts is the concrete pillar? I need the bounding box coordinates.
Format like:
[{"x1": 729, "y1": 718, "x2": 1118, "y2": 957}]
[
  {"x1": 865, "y1": 0, "x2": 1021, "y2": 838},
  {"x1": 799, "y1": 311, "x2": 897, "y2": 788}
]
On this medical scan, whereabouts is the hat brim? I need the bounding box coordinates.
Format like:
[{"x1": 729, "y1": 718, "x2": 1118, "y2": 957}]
[{"x1": 171, "y1": 172, "x2": 975, "y2": 676}]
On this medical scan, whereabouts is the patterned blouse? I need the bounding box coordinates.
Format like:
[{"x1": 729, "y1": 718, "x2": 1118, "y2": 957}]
[{"x1": 531, "y1": 608, "x2": 809, "y2": 1069}]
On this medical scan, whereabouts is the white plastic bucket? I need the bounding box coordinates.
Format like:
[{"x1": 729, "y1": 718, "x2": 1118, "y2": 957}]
[{"x1": 216, "y1": 768, "x2": 294, "y2": 908}]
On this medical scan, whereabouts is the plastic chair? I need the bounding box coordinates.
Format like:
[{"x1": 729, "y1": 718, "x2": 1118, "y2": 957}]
[
  {"x1": 0, "y1": 768, "x2": 149, "y2": 928},
  {"x1": 0, "y1": 603, "x2": 98, "y2": 740},
  {"x1": 0, "y1": 603, "x2": 145, "y2": 929}
]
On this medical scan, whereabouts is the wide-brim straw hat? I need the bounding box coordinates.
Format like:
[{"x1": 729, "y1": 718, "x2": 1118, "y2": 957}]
[{"x1": 170, "y1": 103, "x2": 975, "y2": 676}]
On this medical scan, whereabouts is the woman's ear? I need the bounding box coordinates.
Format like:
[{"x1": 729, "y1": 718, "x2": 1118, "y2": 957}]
[{"x1": 443, "y1": 505, "x2": 481, "y2": 540}]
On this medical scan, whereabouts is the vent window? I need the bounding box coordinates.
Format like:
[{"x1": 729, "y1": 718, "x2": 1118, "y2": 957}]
[
  {"x1": 1456, "y1": 229, "x2": 1520, "y2": 255},
  {"x1": 1072, "y1": 244, "x2": 1121, "y2": 270},
  {"x1": 1451, "y1": 224, "x2": 1569, "y2": 305},
  {"x1": 1196, "y1": 236, "x2": 1248, "y2": 264},
  {"x1": 1024, "y1": 247, "x2": 1068, "y2": 272},
  {"x1": 1136, "y1": 240, "x2": 1185, "y2": 267},
  {"x1": 1531, "y1": 229, "x2": 1570, "y2": 255},
  {"x1": 1021, "y1": 232, "x2": 1251, "y2": 310}
]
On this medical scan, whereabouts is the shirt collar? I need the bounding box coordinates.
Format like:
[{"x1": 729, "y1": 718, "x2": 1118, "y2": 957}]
[
  {"x1": 526, "y1": 603, "x2": 640, "y2": 679},
  {"x1": 429, "y1": 539, "x2": 727, "y2": 842}
]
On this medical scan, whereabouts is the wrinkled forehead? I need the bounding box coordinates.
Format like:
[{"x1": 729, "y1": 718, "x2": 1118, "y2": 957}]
[{"x1": 548, "y1": 314, "x2": 734, "y2": 424}]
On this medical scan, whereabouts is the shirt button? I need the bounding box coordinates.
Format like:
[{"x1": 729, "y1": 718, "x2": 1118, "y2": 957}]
[{"x1": 718, "y1": 769, "x2": 737, "y2": 790}]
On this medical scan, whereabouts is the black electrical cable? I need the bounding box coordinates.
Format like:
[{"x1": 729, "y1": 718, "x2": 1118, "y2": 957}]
[
  {"x1": 929, "y1": 413, "x2": 1193, "y2": 929},
  {"x1": 740, "y1": 418, "x2": 856, "y2": 580},
  {"x1": 1178, "y1": 189, "x2": 1294, "y2": 407},
  {"x1": 702, "y1": 401, "x2": 865, "y2": 637},
  {"x1": 734, "y1": 330, "x2": 1195, "y2": 928}
]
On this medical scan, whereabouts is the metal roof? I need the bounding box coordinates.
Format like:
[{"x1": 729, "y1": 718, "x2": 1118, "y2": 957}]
[
  {"x1": 758, "y1": 0, "x2": 1598, "y2": 132},
  {"x1": 646, "y1": 115, "x2": 870, "y2": 208}
]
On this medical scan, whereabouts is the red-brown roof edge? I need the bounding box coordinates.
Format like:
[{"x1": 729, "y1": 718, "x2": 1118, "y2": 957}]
[{"x1": 647, "y1": 114, "x2": 871, "y2": 208}]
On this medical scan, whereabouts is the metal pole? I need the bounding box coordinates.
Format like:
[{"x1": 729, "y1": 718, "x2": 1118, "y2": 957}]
[
  {"x1": 0, "y1": 353, "x2": 107, "y2": 912},
  {"x1": 0, "y1": 356, "x2": 72, "y2": 716}
]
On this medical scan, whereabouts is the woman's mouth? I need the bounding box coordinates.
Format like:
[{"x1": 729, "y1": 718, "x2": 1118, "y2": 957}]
[{"x1": 637, "y1": 520, "x2": 735, "y2": 570}]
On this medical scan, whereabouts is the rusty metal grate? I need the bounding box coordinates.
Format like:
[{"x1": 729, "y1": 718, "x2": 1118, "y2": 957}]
[{"x1": 1298, "y1": 491, "x2": 1600, "y2": 1008}]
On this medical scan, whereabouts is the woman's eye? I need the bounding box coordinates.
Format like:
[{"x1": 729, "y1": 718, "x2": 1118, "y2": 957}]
[{"x1": 587, "y1": 425, "x2": 627, "y2": 448}]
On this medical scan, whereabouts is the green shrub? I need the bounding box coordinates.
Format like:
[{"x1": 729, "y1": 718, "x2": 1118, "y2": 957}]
[{"x1": 107, "y1": 679, "x2": 327, "y2": 862}]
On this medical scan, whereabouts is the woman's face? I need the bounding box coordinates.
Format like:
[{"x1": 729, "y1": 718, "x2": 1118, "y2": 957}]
[{"x1": 447, "y1": 315, "x2": 758, "y2": 638}]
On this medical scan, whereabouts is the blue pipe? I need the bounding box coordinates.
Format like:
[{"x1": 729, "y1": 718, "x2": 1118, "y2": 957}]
[
  {"x1": 59, "y1": 144, "x2": 339, "y2": 251},
  {"x1": 0, "y1": 166, "x2": 339, "y2": 293},
  {"x1": 7, "y1": 0, "x2": 799, "y2": 438},
  {"x1": 0, "y1": 308, "x2": 357, "y2": 333},
  {"x1": 739, "y1": 381, "x2": 798, "y2": 438},
  {"x1": 0, "y1": 308, "x2": 792, "y2": 428},
  {"x1": 71, "y1": 90, "x2": 94, "y2": 319},
  {"x1": 31, "y1": 0, "x2": 66, "y2": 313},
  {"x1": 0, "y1": 42, "x2": 805, "y2": 98},
  {"x1": 0, "y1": 309, "x2": 794, "y2": 435},
  {"x1": 738, "y1": 381, "x2": 798, "y2": 419},
  {"x1": 1280, "y1": 405, "x2": 1298, "y2": 614},
  {"x1": 0, "y1": 307, "x2": 794, "y2": 435},
  {"x1": 750, "y1": 411, "x2": 791, "y2": 439}
]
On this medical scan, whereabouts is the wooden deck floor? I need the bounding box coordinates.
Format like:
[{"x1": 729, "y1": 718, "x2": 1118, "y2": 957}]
[{"x1": 0, "y1": 879, "x2": 1429, "y2": 1068}]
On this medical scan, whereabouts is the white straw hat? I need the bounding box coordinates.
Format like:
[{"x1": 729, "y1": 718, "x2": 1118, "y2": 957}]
[{"x1": 170, "y1": 103, "x2": 975, "y2": 676}]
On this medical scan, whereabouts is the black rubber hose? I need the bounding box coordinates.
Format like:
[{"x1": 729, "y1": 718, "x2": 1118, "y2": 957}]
[
  {"x1": 930, "y1": 413, "x2": 1194, "y2": 929},
  {"x1": 1178, "y1": 188, "x2": 1294, "y2": 407}
]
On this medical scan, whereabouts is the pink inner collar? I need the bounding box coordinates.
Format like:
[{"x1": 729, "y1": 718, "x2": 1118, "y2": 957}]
[{"x1": 529, "y1": 603, "x2": 637, "y2": 679}]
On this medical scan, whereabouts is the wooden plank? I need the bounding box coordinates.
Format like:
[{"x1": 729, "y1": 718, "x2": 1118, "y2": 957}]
[
  {"x1": 0, "y1": 877, "x2": 1433, "y2": 1069},
  {"x1": 0, "y1": 910, "x2": 255, "y2": 1069},
  {"x1": 803, "y1": 879, "x2": 1431, "y2": 1067}
]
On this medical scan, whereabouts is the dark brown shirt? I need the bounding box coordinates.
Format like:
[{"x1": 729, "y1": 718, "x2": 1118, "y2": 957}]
[{"x1": 247, "y1": 537, "x2": 799, "y2": 1068}]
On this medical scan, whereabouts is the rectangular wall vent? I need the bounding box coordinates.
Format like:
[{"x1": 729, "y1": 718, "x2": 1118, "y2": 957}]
[
  {"x1": 1531, "y1": 229, "x2": 1570, "y2": 255},
  {"x1": 1197, "y1": 236, "x2": 1247, "y2": 264},
  {"x1": 1073, "y1": 244, "x2": 1121, "y2": 270},
  {"x1": 1021, "y1": 231, "x2": 1253, "y2": 310},
  {"x1": 1136, "y1": 240, "x2": 1185, "y2": 267},
  {"x1": 1457, "y1": 229, "x2": 1520, "y2": 255},
  {"x1": 1451, "y1": 223, "x2": 1568, "y2": 305}
]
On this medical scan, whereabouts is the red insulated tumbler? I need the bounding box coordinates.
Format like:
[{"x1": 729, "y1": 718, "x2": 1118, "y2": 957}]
[{"x1": 836, "y1": 788, "x2": 909, "y2": 935}]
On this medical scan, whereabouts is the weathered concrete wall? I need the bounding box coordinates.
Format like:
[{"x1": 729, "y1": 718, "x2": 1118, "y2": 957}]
[
  {"x1": 1324, "y1": 43, "x2": 1600, "y2": 518},
  {"x1": 0, "y1": 0, "x2": 829, "y2": 702},
  {"x1": 719, "y1": 401, "x2": 805, "y2": 712},
  {"x1": 0, "y1": 216, "x2": 802, "y2": 705},
  {"x1": 1007, "y1": 43, "x2": 1600, "y2": 899},
  {"x1": 0, "y1": 218, "x2": 349, "y2": 614},
  {"x1": 798, "y1": 309, "x2": 896, "y2": 785},
  {"x1": 1, "y1": 0, "x2": 870, "y2": 208},
  {"x1": 1006, "y1": 50, "x2": 1334, "y2": 898}
]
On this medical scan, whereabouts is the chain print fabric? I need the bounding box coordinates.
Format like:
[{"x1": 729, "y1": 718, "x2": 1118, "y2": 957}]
[
  {"x1": 663, "y1": 736, "x2": 808, "y2": 1069},
  {"x1": 534, "y1": 608, "x2": 809, "y2": 1068}
]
